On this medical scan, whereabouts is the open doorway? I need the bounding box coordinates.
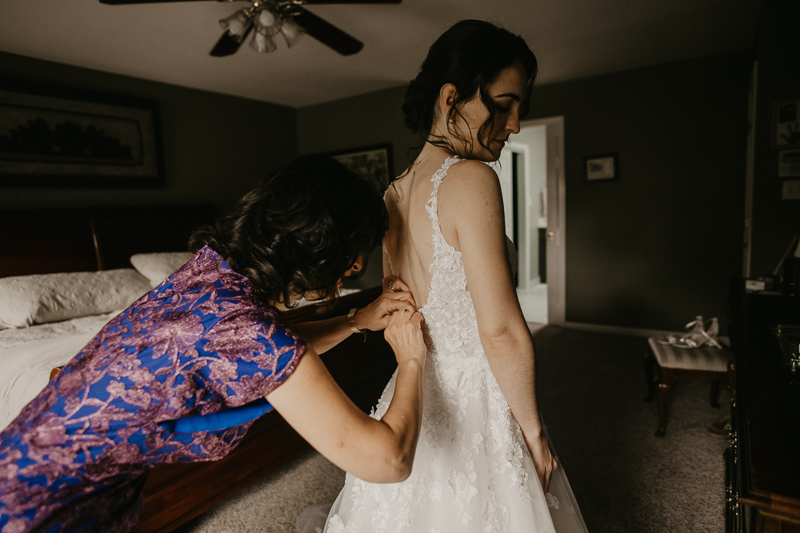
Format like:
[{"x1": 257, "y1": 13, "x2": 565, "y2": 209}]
[{"x1": 494, "y1": 116, "x2": 565, "y2": 325}]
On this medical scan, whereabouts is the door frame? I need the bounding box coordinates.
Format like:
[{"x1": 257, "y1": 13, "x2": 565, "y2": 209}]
[
  {"x1": 519, "y1": 116, "x2": 566, "y2": 325},
  {"x1": 505, "y1": 141, "x2": 532, "y2": 288}
]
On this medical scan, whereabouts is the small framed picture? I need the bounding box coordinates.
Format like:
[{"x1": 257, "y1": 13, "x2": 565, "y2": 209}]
[
  {"x1": 585, "y1": 154, "x2": 618, "y2": 181},
  {"x1": 779, "y1": 149, "x2": 800, "y2": 177},
  {"x1": 774, "y1": 99, "x2": 800, "y2": 149}
]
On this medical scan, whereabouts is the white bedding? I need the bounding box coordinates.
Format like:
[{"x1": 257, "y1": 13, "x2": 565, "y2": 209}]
[{"x1": 0, "y1": 310, "x2": 122, "y2": 431}]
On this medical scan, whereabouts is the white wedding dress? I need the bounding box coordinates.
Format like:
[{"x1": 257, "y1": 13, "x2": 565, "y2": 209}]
[{"x1": 322, "y1": 157, "x2": 588, "y2": 533}]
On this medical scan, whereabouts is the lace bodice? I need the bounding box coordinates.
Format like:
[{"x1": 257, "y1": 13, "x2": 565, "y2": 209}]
[{"x1": 418, "y1": 156, "x2": 482, "y2": 360}]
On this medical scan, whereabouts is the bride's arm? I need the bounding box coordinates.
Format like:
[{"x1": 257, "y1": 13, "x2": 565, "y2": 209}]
[{"x1": 438, "y1": 160, "x2": 556, "y2": 492}]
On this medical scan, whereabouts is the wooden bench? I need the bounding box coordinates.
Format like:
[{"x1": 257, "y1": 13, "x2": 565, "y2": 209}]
[{"x1": 643, "y1": 337, "x2": 731, "y2": 437}]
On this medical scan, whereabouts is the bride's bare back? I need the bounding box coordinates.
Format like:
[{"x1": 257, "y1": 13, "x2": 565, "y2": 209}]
[{"x1": 383, "y1": 157, "x2": 443, "y2": 309}]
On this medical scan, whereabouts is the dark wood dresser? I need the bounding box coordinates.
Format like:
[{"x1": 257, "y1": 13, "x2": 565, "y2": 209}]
[{"x1": 727, "y1": 288, "x2": 800, "y2": 532}]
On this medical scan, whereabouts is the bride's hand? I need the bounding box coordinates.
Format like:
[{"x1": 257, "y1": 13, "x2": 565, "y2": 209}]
[
  {"x1": 354, "y1": 276, "x2": 417, "y2": 331},
  {"x1": 525, "y1": 433, "x2": 557, "y2": 494}
]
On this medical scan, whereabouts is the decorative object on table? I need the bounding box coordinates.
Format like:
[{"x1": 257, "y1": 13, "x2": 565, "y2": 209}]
[
  {"x1": 0, "y1": 79, "x2": 163, "y2": 188},
  {"x1": 584, "y1": 153, "x2": 618, "y2": 181},
  {"x1": 657, "y1": 315, "x2": 722, "y2": 349},
  {"x1": 744, "y1": 277, "x2": 776, "y2": 292},
  {"x1": 774, "y1": 99, "x2": 800, "y2": 148},
  {"x1": 328, "y1": 143, "x2": 393, "y2": 194},
  {"x1": 98, "y1": 0, "x2": 401, "y2": 57}
]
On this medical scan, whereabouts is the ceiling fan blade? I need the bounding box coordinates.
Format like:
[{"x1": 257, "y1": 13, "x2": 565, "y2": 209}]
[
  {"x1": 295, "y1": 0, "x2": 401, "y2": 3},
  {"x1": 100, "y1": 0, "x2": 214, "y2": 4},
  {"x1": 292, "y1": 7, "x2": 363, "y2": 56},
  {"x1": 210, "y1": 27, "x2": 252, "y2": 57}
]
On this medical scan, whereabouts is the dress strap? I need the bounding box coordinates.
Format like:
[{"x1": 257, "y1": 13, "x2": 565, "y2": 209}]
[{"x1": 425, "y1": 156, "x2": 460, "y2": 235}]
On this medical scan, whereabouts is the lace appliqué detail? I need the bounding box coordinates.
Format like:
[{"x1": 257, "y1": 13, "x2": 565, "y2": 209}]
[
  {"x1": 546, "y1": 493, "x2": 560, "y2": 509},
  {"x1": 422, "y1": 157, "x2": 479, "y2": 362},
  {"x1": 482, "y1": 480, "x2": 509, "y2": 533}
]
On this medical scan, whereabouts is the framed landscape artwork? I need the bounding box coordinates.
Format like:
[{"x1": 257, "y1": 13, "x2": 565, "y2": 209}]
[
  {"x1": 328, "y1": 143, "x2": 393, "y2": 194},
  {"x1": 0, "y1": 78, "x2": 164, "y2": 187}
]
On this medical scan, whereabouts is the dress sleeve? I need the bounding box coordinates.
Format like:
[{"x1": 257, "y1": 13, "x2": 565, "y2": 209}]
[
  {"x1": 201, "y1": 306, "x2": 306, "y2": 409},
  {"x1": 159, "y1": 307, "x2": 306, "y2": 433}
]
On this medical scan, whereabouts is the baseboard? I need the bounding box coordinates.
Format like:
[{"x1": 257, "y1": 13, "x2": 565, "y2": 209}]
[
  {"x1": 518, "y1": 276, "x2": 542, "y2": 290},
  {"x1": 562, "y1": 321, "x2": 680, "y2": 338},
  {"x1": 561, "y1": 321, "x2": 730, "y2": 346}
]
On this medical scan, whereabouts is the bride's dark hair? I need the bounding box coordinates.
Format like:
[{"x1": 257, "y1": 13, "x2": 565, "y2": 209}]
[
  {"x1": 402, "y1": 20, "x2": 538, "y2": 159},
  {"x1": 191, "y1": 155, "x2": 387, "y2": 306}
]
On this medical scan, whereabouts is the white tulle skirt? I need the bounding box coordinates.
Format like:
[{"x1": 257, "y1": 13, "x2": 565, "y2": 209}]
[{"x1": 304, "y1": 350, "x2": 588, "y2": 533}]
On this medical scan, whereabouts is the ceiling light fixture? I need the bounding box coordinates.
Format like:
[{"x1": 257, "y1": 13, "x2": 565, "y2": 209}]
[{"x1": 100, "y1": 0, "x2": 402, "y2": 58}]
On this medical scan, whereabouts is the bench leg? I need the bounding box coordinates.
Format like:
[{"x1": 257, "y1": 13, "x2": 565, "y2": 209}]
[
  {"x1": 655, "y1": 375, "x2": 675, "y2": 438},
  {"x1": 643, "y1": 352, "x2": 658, "y2": 402}
]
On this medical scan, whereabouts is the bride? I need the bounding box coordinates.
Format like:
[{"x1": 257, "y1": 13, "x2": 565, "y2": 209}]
[{"x1": 323, "y1": 20, "x2": 587, "y2": 533}]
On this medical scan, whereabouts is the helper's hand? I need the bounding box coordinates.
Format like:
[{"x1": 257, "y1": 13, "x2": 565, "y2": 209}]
[
  {"x1": 384, "y1": 308, "x2": 426, "y2": 366},
  {"x1": 525, "y1": 432, "x2": 557, "y2": 494},
  {"x1": 354, "y1": 276, "x2": 416, "y2": 331}
]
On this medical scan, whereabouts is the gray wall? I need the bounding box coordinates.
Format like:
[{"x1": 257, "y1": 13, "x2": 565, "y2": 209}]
[
  {"x1": 749, "y1": 0, "x2": 800, "y2": 277},
  {"x1": 298, "y1": 85, "x2": 415, "y2": 177},
  {"x1": 298, "y1": 86, "x2": 417, "y2": 289},
  {"x1": 0, "y1": 52, "x2": 298, "y2": 215},
  {"x1": 297, "y1": 50, "x2": 751, "y2": 331},
  {"x1": 530, "y1": 51, "x2": 750, "y2": 331}
]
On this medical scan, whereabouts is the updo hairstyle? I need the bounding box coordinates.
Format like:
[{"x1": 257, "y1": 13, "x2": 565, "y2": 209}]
[
  {"x1": 191, "y1": 155, "x2": 388, "y2": 307},
  {"x1": 402, "y1": 19, "x2": 538, "y2": 158}
]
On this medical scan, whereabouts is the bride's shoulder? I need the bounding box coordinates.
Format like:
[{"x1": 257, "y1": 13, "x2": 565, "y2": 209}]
[
  {"x1": 441, "y1": 159, "x2": 501, "y2": 201},
  {"x1": 447, "y1": 158, "x2": 497, "y2": 179}
]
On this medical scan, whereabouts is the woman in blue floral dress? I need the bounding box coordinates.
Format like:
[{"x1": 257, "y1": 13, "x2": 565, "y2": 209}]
[{"x1": 0, "y1": 155, "x2": 427, "y2": 533}]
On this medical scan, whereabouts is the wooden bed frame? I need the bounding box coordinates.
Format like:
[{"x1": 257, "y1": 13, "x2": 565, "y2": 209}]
[{"x1": 0, "y1": 206, "x2": 397, "y2": 532}]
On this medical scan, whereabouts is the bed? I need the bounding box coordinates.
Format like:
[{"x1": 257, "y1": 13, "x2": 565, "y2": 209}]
[{"x1": 0, "y1": 206, "x2": 397, "y2": 532}]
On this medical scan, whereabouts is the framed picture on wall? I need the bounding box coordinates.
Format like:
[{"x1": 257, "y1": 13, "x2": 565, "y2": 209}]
[
  {"x1": 585, "y1": 154, "x2": 618, "y2": 181},
  {"x1": 779, "y1": 149, "x2": 800, "y2": 177},
  {"x1": 0, "y1": 78, "x2": 164, "y2": 188},
  {"x1": 774, "y1": 99, "x2": 800, "y2": 149},
  {"x1": 327, "y1": 143, "x2": 393, "y2": 194}
]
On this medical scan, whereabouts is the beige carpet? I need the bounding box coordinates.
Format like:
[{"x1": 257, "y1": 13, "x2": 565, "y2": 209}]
[{"x1": 174, "y1": 449, "x2": 345, "y2": 533}]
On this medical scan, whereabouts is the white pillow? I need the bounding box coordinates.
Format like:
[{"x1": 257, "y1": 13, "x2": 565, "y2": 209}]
[
  {"x1": 130, "y1": 252, "x2": 194, "y2": 288},
  {"x1": 0, "y1": 269, "x2": 152, "y2": 329}
]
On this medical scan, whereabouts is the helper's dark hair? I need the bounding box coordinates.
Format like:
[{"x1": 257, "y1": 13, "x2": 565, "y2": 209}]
[
  {"x1": 401, "y1": 19, "x2": 538, "y2": 158},
  {"x1": 190, "y1": 154, "x2": 388, "y2": 307}
]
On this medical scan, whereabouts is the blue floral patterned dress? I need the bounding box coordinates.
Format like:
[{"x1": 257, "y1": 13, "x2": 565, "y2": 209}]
[{"x1": 0, "y1": 246, "x2": 306, "y2": 533}]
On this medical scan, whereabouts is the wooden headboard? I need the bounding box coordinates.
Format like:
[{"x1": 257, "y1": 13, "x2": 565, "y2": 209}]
[{"x1": 0, "y1": 205, "x2": 216, "y2": 278}]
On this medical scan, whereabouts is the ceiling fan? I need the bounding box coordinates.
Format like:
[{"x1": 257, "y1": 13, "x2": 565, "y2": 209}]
[{"x1": 98, "y1": 0, "x2": 401, "y2": 57}]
